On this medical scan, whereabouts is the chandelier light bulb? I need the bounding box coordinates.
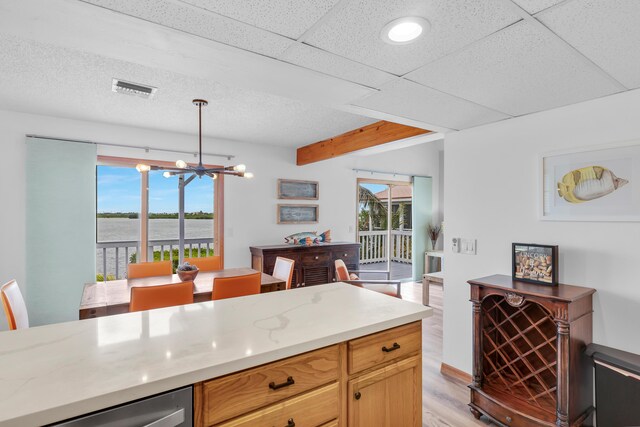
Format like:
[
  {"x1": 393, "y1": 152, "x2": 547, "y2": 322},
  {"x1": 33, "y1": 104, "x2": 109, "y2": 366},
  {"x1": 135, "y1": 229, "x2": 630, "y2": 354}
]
[
  {"x1": 136, "y1": 164, "x2": 150, "y2": 172},
  {"x1": 244, "y1": 172, "x2": 254, "y2": 179},
  {"x1": 163, "y1": 171, "x2": 172, "y2": 178},
  {"x1": 176, "y1": 160, "x2": 188, "y2": 169},
  {"x1": 233, "y1": 164, "x2": 247, "y2": 173}
]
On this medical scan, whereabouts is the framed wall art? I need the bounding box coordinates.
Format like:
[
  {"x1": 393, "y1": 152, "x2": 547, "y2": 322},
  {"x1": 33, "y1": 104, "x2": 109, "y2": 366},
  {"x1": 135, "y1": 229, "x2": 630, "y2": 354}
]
[
  {"x1": 512, "y1": 243, "x2": 558, "y2": 285},
  {"x1": 540, "y1": 140, "x2": 640, "y2": 221},
  {"x1": 277, "y1": 204, "x2": 319, "y2": 224},
  {"x1": 278, "y1": 179, "x2": 319, "y2": 200}
]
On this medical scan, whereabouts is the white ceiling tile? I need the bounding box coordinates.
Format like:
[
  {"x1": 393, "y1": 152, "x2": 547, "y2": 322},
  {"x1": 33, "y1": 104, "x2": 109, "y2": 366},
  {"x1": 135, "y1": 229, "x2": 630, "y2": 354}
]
[
  {"x1": 80, "y1": 0, "x2": 293, "y2": 58},
  {"x1": 0, "y1": 33, "x2": 376, "y2": 147},
  {"x1": 405, "y1": 20, "x2": 623, "y2": 116},
  {"x1": 510, "y1": 0, "x2": 565, "y2": 14},
  {"x1": 539, "y1": 0, "x2": 640, "y2": 89},
  {"x1": 179, "y1": 0, "x2": 341, "y2": 39},
  {"x1": 353, "y1": 79, "x2": 511, "y2": 130},
  {"x1": 279, "y1": 43, "x2": 396, "y2": 88},
  {"x1": 304, "y1": 0, "x2": 521, "y2": 75}
]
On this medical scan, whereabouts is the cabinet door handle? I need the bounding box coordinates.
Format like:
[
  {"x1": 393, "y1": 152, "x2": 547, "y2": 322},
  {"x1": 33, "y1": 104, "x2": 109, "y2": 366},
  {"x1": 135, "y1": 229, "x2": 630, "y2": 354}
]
[
  {"x1": 354, "y1": 391, "x2": 361, "y2": 400},
  {"x1": 314, "y1": 256, "x2": 319, "y2": 260},
  {"x1": 269, "y1": 376, "x2": 295, "y2": 390},
  {"x1": 382, "y1": 342, "x2": 401, "y2": 353},
  {"x1": 282, "y1": 418, "x2": 295, "y2": 427},
  {"x1": 343, "y1": 253, "x2": 348, "y2": 257}
]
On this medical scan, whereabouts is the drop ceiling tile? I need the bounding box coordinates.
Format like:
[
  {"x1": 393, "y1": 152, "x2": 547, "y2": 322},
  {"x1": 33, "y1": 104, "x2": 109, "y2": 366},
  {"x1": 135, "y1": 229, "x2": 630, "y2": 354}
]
[
  {"x1": 304, "y1": 0, "x2": 521, "y2": 75},
  {"x1": 179, "y1": 0, "x2": 341, "y2": 39},
  {"x1": 353, "y1": 79, "x2": 511, "y2": 130},
  {"x1": 510, "y1": 0, "x2": 565, "y2": 14},
  {"x1": 80, "y1": 0, "x2": 293, "y2": 58},
  {"x1": 279, "y1": 43, "x2": 396, "y2": 88},
  {"x1": 539, "y1": 0, "x2": 640, "y2": 89},
  {"x1": 405, "y1": 20, "x2": 622, "y2": 116}
]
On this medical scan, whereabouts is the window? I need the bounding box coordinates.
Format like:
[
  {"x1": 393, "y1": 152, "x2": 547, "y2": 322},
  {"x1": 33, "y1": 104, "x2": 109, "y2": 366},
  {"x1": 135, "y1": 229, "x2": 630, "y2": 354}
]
[{"x1": 95, "y1": 157, "x2": 223, "y2": 280}]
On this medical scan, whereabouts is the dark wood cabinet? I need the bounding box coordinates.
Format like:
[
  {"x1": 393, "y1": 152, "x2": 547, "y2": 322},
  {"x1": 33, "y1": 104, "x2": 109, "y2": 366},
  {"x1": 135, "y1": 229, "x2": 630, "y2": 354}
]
[
  {"x1": 250, "y1": 242, "x2": 360, "y2": 288},
  {"x1": 468, "y1": 275, "x2": 595, "y2": 427}
]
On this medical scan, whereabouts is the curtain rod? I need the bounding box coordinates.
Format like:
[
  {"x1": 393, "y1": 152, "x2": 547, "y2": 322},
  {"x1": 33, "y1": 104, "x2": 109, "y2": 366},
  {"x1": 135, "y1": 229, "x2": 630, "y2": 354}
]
[
  {"x1": 352, "y1": 168, "x2": 431, "y2": 179},
  {"x1": 25, "y1": 134, "x2": 235, "y2": 160}
]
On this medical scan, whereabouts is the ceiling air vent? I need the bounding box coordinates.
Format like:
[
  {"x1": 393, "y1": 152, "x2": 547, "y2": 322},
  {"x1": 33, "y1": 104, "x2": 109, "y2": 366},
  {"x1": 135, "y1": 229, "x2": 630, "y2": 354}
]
[{"x1": 112, "y1": 78, "x2": 157, "y2": 99}]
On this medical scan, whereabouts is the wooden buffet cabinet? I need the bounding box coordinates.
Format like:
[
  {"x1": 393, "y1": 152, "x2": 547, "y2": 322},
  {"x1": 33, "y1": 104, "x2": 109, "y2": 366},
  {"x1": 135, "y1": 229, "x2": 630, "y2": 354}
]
[
  {"x1": 468, "y1": 275, "x2": 595, "y2": 427},
  {"x1": 193, "y1": 321, "x2": 422, "y2": 427},
  {"x1": 250, "y1": 242, "x2": 360, "y2": 288}
]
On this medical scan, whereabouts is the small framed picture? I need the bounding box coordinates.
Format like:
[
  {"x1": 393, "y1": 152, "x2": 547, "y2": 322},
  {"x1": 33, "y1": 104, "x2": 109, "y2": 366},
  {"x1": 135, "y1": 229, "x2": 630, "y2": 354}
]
[
  {"x1": 512, "y1": 243, "x2": 558, "y2": 285},
  {"x1": 278, "y1": 179, "x2": 319, "y2": 200},
  {"x1": 277, "y1": 204, "x2": 319, "y2": 224}
]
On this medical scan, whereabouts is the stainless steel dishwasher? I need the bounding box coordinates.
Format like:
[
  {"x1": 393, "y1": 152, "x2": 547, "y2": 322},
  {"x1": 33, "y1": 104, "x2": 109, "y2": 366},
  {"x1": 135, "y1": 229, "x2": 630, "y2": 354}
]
[{"x1": 48, "y1": 386, "x2": 192, "y2": 427}]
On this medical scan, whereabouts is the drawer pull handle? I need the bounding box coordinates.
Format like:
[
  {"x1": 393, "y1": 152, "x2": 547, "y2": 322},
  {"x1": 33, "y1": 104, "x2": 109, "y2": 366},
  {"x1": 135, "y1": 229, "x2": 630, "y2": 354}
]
[
  {"x1": 281, "y1": 418, "x2": 295, "y2": 427},
  {"x1": 269, "y1": 376, "x2": 295, "y2": 390},
  {"x1": 505, "y1": 415, "x2": 512, "y2": 423},
  {"x1": 382, "y1": 342, "x2": 401, "y2": 353},
  {"x1": 354, "y1": 391, "x2": 361, "y2": 400},
  {"x1": 314, "y1": 256, "x2": 319, "y2": 260}
]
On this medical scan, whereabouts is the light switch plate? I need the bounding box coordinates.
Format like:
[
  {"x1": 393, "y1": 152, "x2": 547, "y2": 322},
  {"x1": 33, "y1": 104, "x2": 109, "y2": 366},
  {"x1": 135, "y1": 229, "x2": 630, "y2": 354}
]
[
  {"x1": 452, "y1": 238, "x2": 460, "y2": 253},
  {"x1": 461, "y1": 238, "x2": 477, "y2": 255}
]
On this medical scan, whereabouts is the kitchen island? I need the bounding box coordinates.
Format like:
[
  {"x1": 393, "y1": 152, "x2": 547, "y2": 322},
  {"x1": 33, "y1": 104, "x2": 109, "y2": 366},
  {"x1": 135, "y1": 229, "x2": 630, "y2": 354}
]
[{"x1": 0, "y1": 283, "x2": 432, "y2": 426}]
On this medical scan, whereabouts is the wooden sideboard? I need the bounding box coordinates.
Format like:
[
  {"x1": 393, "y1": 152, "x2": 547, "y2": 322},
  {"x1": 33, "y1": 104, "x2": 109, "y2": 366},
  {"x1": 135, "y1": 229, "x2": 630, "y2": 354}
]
[
  {"x1": 250, "y1": 242, "x2": 360, "y2": 288},
  {"x1": 468, "y1": 275, "x2": 595, "y2": 427}
]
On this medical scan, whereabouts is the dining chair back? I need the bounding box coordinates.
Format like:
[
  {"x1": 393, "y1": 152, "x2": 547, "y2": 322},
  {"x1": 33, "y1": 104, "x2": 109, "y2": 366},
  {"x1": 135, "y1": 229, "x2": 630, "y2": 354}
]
[
  {"x1": 183, "y1": 256, "x2": 222, "y2": 272},
  {"x1": 128, "y1": 261, "x2": 173, "y2": 279},
  {"x1": 212, "y1": 272, "x2": 261, "y2": 301},
  {"x1": 334, "y1": 259, "x2": 351, "y2": 282},
  {"x1": 1, "y1": 280, "x2": 29, "y2": 330},
  {"x1": 272, "y1": 257, "x2": 295, "y2": 289},
  {"x1": 129, "y1": 281, "x2": 194, "y2": 312},
  {"x1": 334, "y1": 260, "x2": 402, "y2": 298}
]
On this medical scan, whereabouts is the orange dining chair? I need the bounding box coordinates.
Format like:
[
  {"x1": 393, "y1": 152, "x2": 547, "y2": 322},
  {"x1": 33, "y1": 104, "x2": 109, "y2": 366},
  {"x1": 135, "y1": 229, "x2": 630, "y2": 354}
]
[
  {"x1": 183, "y1": 256, "x2": 222, "y2": 272},
  {"x1": 1, "y1": 280, "x2": 29, "y2": 330},
  {"x1": 212, "y1": 272, "x2": 261, "y2": 301},
  {"x1": 334, "y1": 259, "x2": 402, "y2": 298},
  {"x1": 129, "y1": 281, "x2": 194, "y2": 312},
  {"x1": 127, "y1": 260, "x2": 173, "y2": 279},
  {"x1": 272, "y1": 257, "x2": 295, "y2": 290}
]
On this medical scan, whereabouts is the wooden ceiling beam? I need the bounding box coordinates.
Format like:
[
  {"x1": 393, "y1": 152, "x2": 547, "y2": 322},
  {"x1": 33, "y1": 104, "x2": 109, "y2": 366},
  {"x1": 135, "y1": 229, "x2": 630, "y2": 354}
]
[{"x1": 296, "y1": 120, "x2": 432, "y2": 166}]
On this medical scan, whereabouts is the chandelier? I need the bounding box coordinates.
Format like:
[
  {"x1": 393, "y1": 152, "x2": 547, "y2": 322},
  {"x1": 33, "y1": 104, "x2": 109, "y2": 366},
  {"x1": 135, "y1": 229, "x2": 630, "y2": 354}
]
[{"x1": 136, "y1": 99, "x2": 253, "y2": 179}]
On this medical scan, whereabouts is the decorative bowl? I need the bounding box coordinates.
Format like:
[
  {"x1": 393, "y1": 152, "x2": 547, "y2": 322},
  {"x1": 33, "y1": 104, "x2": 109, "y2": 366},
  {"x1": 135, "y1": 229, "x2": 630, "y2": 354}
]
[{"x1": 177, "y1": 268, "x2": 199, "y2": 282}]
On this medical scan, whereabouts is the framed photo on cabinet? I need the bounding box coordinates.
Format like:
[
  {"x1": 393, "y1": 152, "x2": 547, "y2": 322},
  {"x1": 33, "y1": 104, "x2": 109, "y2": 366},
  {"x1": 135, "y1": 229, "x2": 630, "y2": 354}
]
[
  {"x1": 540, "y1": 140, "x2": 640, "y2": 221},
  {"x1": 512, "y1": 243, "x2": 558, "y2": 285}
]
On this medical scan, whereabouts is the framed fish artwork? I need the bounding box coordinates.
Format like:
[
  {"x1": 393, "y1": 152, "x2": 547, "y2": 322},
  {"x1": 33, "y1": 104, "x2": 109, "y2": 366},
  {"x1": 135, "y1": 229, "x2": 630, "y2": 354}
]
[
  {"x1": 512, "y1": 243, "x2": 558, "y2": 285},
  {"x1": 540, "y1": 140, "x2": 640, "y2": 221}
]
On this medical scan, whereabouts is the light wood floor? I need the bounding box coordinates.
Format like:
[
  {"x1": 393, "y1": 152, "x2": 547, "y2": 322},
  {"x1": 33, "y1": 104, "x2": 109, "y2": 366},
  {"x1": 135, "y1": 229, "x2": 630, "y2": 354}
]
[{"x1": 401, "y1": 282, "x2": 497, "y2": 427}]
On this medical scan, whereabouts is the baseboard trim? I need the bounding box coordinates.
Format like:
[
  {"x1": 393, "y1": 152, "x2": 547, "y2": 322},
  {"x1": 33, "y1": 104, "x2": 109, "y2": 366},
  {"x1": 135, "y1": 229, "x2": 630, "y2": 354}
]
[{"x1": 440, "y1": 363, "x2": 472, "y2": 384}]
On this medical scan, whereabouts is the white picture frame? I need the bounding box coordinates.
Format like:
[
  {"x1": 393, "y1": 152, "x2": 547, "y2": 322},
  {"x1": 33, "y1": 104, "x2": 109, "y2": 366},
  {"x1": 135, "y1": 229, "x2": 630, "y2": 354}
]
[{"x1": 539, "y1": 139, "x2": 640, "y2": 222}]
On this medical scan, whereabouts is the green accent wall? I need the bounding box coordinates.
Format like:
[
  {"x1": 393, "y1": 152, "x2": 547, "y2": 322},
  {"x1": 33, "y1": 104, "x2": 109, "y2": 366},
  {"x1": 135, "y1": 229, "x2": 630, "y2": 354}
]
[
  {"x1": 26, "y1": 138, "x2": 96, "y2": 326},
  {"x1": 411, "y1": 176, "x2": 433, "y2": 280}
]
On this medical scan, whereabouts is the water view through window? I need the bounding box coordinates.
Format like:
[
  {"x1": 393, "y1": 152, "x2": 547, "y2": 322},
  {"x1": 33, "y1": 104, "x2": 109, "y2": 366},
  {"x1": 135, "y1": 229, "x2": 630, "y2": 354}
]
[{"x1": 96, "y1": 165, "x2": 214, "y2": 280}]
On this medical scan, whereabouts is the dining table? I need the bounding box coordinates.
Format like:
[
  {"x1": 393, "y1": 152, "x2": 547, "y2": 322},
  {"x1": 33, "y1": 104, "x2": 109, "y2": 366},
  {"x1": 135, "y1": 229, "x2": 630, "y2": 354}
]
[{"x1": 79, "y1": 267, "x2": 285, "y2": 319}]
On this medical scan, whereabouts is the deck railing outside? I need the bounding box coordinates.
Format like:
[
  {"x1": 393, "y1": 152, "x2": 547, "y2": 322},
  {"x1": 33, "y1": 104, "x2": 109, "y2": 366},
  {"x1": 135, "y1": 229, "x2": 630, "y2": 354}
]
[
  {"x1": 96, "y1": 237, "x2": 214, "y2": 280},
  {"x1": 358, "y1": 230, "x2": 412, "y2": 264}
]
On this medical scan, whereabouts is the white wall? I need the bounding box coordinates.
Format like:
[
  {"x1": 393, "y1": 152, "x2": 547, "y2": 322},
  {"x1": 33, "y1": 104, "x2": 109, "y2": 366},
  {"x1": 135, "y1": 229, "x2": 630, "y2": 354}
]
[
  {"x1": 443, "y1": 88, "x2": 640, "y2": 374},
  {"x1": 0, "y1": 108, "x2": 442, "y2": 329}
]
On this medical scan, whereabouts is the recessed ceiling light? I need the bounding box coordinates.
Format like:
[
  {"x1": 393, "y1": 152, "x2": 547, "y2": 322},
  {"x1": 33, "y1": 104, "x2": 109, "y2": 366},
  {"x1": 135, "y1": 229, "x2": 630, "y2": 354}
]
[{"x1": 381, "y1": 17, "x2": 430, "y2": 45}]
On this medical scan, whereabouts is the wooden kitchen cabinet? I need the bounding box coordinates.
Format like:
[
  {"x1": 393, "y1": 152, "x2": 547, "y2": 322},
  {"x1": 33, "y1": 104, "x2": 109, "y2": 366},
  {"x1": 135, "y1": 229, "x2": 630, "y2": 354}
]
[
  {"x1": 250, "y1": 242, "x2": 360, "y2": 288},
  {"x1": 194, "y1": 321, "x2": 422, "y2": 427}
]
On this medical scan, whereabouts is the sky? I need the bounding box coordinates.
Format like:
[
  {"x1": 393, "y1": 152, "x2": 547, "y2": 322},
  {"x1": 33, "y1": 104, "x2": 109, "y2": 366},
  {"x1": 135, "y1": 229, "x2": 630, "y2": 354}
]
[{"x1": 97, "y1": 165, "x2": 214, "y2": 213}]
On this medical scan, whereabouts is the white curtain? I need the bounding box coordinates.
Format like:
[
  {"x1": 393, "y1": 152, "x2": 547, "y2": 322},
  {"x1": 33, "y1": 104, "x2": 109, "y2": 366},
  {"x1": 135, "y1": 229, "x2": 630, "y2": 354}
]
[
  {"x1": 26, "y1": 137, "x2": 96, "y2": 325},
  {"x1": 411, "y1": 176, "x2": 433, "y2": 280}
]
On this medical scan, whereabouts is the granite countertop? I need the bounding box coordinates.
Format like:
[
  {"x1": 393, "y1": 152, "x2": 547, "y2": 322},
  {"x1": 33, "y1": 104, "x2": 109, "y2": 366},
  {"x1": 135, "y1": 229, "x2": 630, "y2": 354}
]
[{"x1": 0, "y1": 283, "x2": 432, "y2": 426}]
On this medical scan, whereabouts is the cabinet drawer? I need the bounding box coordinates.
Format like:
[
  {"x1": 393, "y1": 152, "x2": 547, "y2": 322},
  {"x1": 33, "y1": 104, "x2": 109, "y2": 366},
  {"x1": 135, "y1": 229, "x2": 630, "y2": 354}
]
[
  {"x1": 215, "y1": 383, "x2": 339, "y2": 427},
  {"x1": 318, "y1": 420, "x2": 338, "y2": 427},
  {"x1": 301, "y1": 252, "x2": 331, "y2": 264},
  {"x1": 471, "y1": 390, "x2": 551, "y2": 427},
  {"x1": 333, "y1": 247, "x2": 358, "y2": 261},
  {"x1": 348, "y1": 322, "x2": 421, "y2": 374},
  {"x1": 203, "y1": 345, "x2": 339, "y2": 425}
]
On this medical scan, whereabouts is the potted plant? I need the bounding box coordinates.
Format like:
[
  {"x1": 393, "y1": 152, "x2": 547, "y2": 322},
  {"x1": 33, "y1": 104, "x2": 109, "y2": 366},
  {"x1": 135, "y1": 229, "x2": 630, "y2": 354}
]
[{"x1": 177, "y1": 262, "x2": 199, "y2": 281}]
